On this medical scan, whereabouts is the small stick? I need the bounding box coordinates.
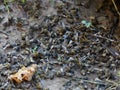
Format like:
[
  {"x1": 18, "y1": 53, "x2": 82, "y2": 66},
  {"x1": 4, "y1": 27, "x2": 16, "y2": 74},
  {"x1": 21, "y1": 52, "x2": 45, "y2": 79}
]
[
  {"x1": 0, "y1": 31, "x2": 8, "y2": 36},
  {"x1": 112, "y1": 0, "x2": 120, "y2": 16},
  {"x1": 90, "y1": 34, "x2": 115, "y2": 42},
  {"x1": 71, "y1": 77, "x2": 107, "y2": 85}
]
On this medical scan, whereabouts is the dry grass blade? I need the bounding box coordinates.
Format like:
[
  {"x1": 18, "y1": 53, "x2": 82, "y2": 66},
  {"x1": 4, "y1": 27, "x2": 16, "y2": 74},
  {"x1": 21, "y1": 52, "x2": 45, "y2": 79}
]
[
  {"x1": 106, "y1": 79, "x2": 120, "y2": 90},
  {"x1": 112, "y1": 0, "x2": 120, "y2": 16}
]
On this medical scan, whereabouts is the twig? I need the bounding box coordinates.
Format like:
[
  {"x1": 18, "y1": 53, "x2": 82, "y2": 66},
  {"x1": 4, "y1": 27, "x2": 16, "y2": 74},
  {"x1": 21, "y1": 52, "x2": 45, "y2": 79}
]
[
  {"x1": 0, "y1": 31, "x2": 9, "y2": 39},
  {"x1": 102, "y1": 44, "x2": 120, "y2": 57},
  {"x1": 106, "y1": 79, "x2": 119, "y2": 86},
  {"x1": 106, "y1": 79, "x2": 120, "y2": 90},
  {"x1": 112, "y1": 0, "x2": 120, "y2": 16},
  {"x1": 0, "y1": 31, "x2": 8, "y2": 36},
  {"x1": 90, "y1": 34, "x2": 115, "y2": 42},
  {"x1": 71, "y1": 77, "x2": 107, "y2": 85},
  {"x1": 81, "y1": 79, "x2": 106, "y2": 85}
]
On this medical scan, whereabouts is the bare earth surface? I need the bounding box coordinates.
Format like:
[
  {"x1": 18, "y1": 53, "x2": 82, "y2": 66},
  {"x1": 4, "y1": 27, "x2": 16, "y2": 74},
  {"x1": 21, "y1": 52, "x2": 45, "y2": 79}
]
[{"x1": 0, "y1": 0, "x2": 120, "y2": 90}]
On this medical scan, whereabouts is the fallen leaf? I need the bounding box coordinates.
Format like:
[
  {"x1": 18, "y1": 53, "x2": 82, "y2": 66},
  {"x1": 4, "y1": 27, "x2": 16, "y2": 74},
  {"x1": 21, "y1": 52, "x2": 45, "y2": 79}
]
[{"x1": 8, "y1": 64, "x2": 37, "y2": 83}]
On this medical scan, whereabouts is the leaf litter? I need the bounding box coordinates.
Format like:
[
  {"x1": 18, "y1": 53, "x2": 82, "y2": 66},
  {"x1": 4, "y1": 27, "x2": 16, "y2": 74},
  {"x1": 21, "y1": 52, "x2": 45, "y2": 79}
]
[{"x1": 0, "y1": 0, "x2": 120, "y2": 90}]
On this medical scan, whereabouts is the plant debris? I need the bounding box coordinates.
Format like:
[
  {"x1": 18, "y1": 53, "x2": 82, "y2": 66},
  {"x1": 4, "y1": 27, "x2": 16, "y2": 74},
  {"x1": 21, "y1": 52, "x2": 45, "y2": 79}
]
[
  {"x1": 0, "y1": 0, "x2": 120, "y2": 90},
  {"x1": 8, "y1": 64, "x2": 37, "y2": 83}
]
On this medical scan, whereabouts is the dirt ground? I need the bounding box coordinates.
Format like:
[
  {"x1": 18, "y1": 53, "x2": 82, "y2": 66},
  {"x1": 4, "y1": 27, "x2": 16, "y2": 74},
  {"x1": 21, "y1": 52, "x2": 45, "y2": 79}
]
[{"x1": 0, "y1": 0, "x2": 120, "y2": 90}]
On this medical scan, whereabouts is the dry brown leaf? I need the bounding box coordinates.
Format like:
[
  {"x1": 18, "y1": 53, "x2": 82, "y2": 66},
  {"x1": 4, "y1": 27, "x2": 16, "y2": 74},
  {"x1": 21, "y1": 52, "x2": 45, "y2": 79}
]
[{"x1": 8, "y1": 64, "x2": 37, "y2": 83}]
